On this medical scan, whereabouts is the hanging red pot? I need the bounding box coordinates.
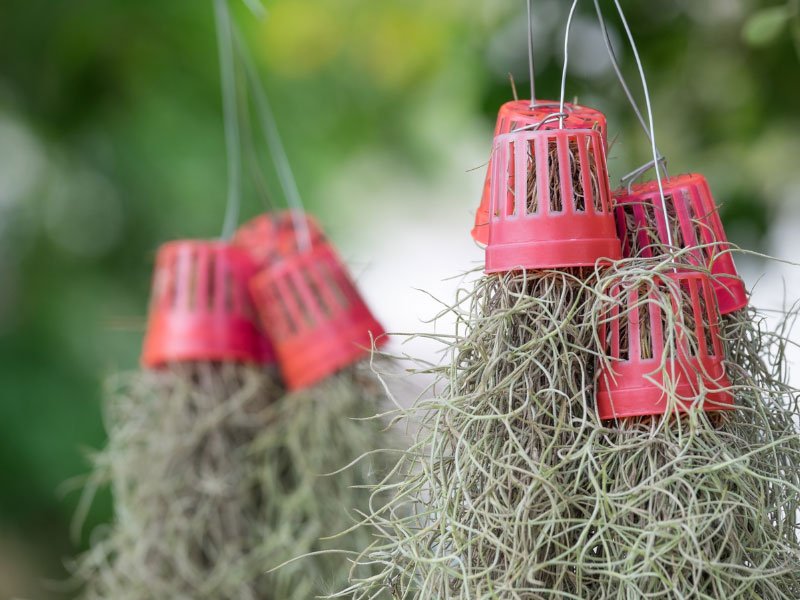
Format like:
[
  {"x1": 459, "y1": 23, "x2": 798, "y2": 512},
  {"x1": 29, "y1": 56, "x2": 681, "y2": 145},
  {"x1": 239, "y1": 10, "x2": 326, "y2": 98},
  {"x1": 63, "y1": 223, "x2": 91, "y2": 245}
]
[
  {"x1": 248, "y1": 237, "x2": 386, "y2": 391},
  {"x1": 141, "y1": 240, "x2": 275, "y2": 367},
  {"x1": 234, "y1": 211, "x2": 326, "y2": 269},
  {"x1": 472, "y1": 100, "x2": 608, "y2": 246},
  {"x1": 614, "y1": 173, "x2": 748, "y2": 314},
  {"x1": 485, "y1": 125, "x2": 620, "y2": 272},
  {"x1": 596, "y1": 271, "x2": 734, "y2": 420}
]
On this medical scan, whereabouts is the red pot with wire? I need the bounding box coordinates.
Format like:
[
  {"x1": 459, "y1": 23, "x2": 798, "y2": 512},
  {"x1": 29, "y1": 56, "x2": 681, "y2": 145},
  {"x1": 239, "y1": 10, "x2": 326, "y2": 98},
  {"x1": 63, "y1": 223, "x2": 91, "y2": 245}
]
[
  {"x1": 243, "y1": 215, "x2": 386, "y2": 390},
  {"x1": 614, "y1": 173, "x2": 748, "y2": 314},
  {"x1": 484, "y1": 123, "x2": 621, "y2": 272},
  {"x1": 473, "y1": 100, "x2": 608, "y2": 246},
  {"x1": 596, "y1": 271, "x2": 734, "y2": 419}
]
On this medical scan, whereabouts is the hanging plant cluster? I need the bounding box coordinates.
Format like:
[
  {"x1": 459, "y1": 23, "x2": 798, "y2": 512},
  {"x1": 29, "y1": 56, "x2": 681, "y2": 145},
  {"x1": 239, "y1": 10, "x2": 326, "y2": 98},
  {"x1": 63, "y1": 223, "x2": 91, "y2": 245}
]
[
  {"x1": 339, "y1": 8, "x2": 800, "y2": 599},
  {"x1": 68, "y1": 0, "x2": 401, "y2": 594},
  {"x1": 72, "y1": 211, "x2": 393, "y2": 599},
  {"x1": 63, "y1": 1, "x2": 800, "y2": 598}
]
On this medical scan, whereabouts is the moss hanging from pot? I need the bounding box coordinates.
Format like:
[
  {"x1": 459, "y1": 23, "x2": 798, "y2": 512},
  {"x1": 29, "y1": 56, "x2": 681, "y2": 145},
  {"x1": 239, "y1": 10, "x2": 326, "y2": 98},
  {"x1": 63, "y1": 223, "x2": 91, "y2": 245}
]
[
  {"x1": 74, "y1": 361, "x2": 395, "y2": 599},
  {"x1": 73, "y1": 363, "x2": 284, "y2": 598},
  {"x1": 566, "y1": 262, "x2": 800, "y2": 598},
  {"x1": 258, "y1": 361, "x2": 398, "y2": 599},
  {"x1": 339, "y1": 260, "x2": 800, "y2": 599},
  {"x1": 340, "y1": 267, "x2": 603, "y2": 598}
]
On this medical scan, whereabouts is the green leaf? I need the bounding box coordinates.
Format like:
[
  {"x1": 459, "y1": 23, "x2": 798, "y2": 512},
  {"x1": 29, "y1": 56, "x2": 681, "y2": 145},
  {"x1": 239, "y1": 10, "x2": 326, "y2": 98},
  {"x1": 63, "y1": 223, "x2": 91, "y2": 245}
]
[{"x1": 743, "y1": 5, "x2": 791, "y2": 47}]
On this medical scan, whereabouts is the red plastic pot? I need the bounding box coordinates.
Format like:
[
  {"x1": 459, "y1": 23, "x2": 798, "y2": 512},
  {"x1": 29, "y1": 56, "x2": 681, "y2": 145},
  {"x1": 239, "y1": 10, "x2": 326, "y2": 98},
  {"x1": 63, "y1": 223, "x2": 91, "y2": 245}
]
[
  {"x1": 596, "y1": 271, "x2": 734, "y2": 419},
  {"x1": 614, "y1": 173, "x2": 748, "y2": 314},
  {"x1": 141, "y1": 240, "x2": 275, "y2": 367},
  {"x1": 234, "y1": 210, "x2": 325, "y2": 269},
  {"x1": 485, "y1": 126, "x2": 620, "y2": 272},
  {"x1": 249, "y1": 239, "x2": 386, "y2": 391},
  {"x1": 473, "y1": 100, "x2": 608, "y2": 246}
]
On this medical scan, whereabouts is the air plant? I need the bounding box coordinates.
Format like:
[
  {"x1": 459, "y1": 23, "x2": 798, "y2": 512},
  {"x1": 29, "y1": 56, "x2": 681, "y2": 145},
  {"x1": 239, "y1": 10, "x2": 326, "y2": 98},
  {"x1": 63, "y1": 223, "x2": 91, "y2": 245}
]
[
  {"x1": 246, "y1": 360, "x2": 396, "y2": 599},
  {"x1": 336, "y1": 91, "x2": 626, "y2": 597},
  {"x1": 597, "y1": 178, "x2": 800, "y2": 596},
  {"x1": 577, "y1": 260, "x2": 800, "y2": 598},
  {"x1": 340, "y1": 254, "x2": 800, "y2": 599},
  {"x1": 71, "y1": 0, "x2": 396, "y2": 592},
  {"x1": 338, "y1": 95, "x2": 800, "y2": 597},
  {"x1": 236, "y1": 211, "x2": 398, "y2": 598},
  {"x1": 72, "y1": 241, "x2": 286, "y2": 598},
  {"x1": 341, "y1": 266, "x2": 602, "y2": 598}
]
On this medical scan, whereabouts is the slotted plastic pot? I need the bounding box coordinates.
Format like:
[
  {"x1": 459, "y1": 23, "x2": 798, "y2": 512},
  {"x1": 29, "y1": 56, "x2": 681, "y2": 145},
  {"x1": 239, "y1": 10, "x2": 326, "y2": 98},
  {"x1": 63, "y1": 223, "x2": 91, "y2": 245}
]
[
  {"x1": 485, "y1": 126, "x2": 620, "y2": 272},
  {"x1": 614, "y1": 173, "x2": 747, "y2": 314},
  {"x1": 249, "y1": 240, "x2": 386, "y2": 390},
  {"x1": 141, "y1": 240, "x2": 275, "y2": 367},
  {"x1": 596, "y1": 271, "x2": 734, "y2": 419},
  {"x1": 234, "y1": 210, "x2": 325, "y2": 269},
  {"x1": 473, "y1": 100, "x2": 608, "y2": 245}
]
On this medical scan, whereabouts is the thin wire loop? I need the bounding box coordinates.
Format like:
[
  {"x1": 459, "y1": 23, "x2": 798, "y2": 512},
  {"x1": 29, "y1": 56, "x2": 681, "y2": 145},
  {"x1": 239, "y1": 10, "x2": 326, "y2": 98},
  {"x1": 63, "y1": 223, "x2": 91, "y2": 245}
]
[
  {"x1": 612, "y1": 0, "x2": 672, "y2": 247},
  {"x1": 214, "y1": 0, "x2": 242, "y2": 240},
  {"x1": 558, "y1": 0, "x2": 580, "y2": 128},
  {"x1": 593, "y1": 0, "x2": 668, "y2": 183},
  {"x1": 232, "y1": 24, "x2": 312, "y2": 252},
  {"x1": 238, "y1": 76, "x2": 276, "y2": 211},
  {"x1": 527, "y1": 0, "x2": 536, "y2": 106},
  {"x1": 513, "y1": 112, "x2": 568, "y2": 133}
]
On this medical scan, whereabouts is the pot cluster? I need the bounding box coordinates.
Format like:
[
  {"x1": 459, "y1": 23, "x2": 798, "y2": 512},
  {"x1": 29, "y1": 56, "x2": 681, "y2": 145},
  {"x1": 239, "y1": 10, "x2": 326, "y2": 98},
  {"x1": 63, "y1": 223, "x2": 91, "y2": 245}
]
[
  {"x1": 473, "y1": 100, "x2": 747, "y2": 419},
  {"x1": 141, "y1": 211, "x2": 385, "y2": 391}
]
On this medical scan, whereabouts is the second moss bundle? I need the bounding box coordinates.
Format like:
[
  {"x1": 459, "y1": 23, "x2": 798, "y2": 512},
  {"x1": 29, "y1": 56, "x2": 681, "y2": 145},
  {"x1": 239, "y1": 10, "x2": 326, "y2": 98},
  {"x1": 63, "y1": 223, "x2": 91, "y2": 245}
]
[{"x1": 74, "y1": 212, "x2": 393, "y2": 599}]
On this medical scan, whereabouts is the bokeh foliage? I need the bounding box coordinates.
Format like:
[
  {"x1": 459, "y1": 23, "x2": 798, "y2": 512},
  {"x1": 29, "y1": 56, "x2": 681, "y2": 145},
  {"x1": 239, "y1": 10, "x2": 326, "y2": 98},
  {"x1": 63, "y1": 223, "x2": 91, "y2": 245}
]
[{"x1": 0, "y1": 0, "x2": 798, "y2": 596}]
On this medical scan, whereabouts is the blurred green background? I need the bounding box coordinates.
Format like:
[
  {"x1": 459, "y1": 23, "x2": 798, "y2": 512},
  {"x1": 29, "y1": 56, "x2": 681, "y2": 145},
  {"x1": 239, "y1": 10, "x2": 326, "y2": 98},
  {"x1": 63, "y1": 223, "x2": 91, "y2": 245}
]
[{"x1": 0, "y1": 0, "x2": 798, "y2": 596}]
